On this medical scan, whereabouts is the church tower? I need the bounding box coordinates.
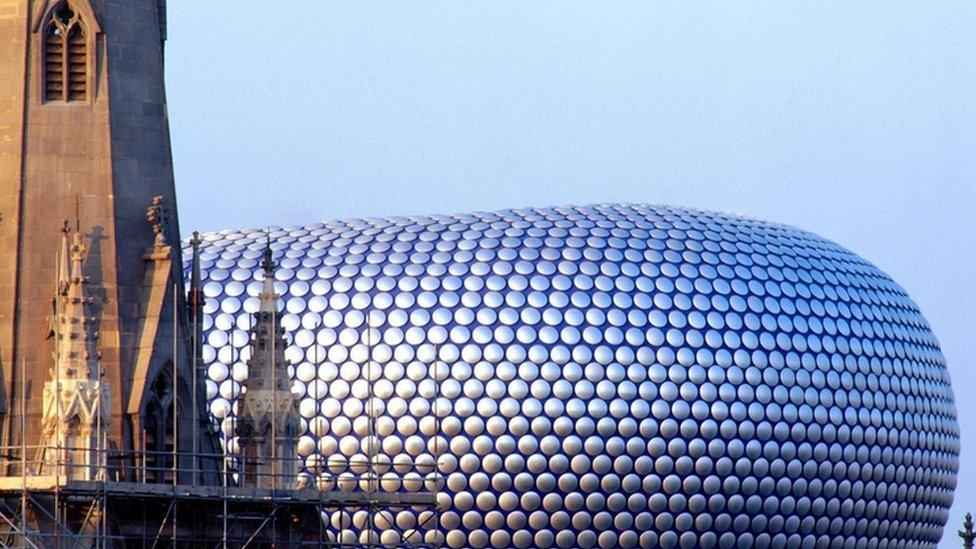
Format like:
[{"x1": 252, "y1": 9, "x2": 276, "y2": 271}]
[{"x1": 0, "y1": 0, "x2": 214, "y2": 479}]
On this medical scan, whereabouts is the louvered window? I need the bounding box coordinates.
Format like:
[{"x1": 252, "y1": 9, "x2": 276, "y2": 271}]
[{"x1": 44, "y1": 3, "x2": 88, "y2": 103}]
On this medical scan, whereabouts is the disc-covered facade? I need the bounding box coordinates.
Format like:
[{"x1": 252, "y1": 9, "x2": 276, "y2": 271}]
[{"x1": 187, "y1": 204, "x2": 958, "y2": 548}]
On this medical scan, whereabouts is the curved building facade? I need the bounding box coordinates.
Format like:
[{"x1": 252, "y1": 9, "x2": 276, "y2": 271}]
[{"x1": 188, "y1": 204, "x2": 958, "y2": 548}]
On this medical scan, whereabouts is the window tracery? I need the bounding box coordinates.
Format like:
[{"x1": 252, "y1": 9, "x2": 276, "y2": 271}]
[
  {"x1": 43, "y1": 2, "x2": 89, "y2": 102},
  {"x1": 143, "y1": 365, "x2": 176, "y2": 483}
]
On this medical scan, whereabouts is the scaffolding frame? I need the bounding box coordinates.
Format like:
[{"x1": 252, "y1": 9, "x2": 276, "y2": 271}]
[
  {"x1": 0, "y1": 443, "x2": 440, "y2": 547},
  {"x1": 0, "y1": 333, "x2": 444, "y2": 546},
  {"x1": 0, "y1": 339, "x2": 444, "y2": 546},
  {"x1": 0, "y1": 231, "x2": 444, "y2": 547}
]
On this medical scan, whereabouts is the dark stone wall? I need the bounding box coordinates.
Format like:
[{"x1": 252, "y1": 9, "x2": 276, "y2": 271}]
[
  {"x1": 0, "y1": 0, "x2": 194, "y2": 459},
  {"x1": 0, "y1": 2, "x2": 30, "y2": 422}
]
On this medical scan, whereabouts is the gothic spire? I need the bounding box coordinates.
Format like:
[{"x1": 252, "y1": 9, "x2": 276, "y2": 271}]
[
  {"x1": 259, "y1": 235, "x2": 276, "y2": 314},
  {"x1": 53, "y1": 221, "x2": 98, "y2": 380},
  {"x1": 39, "y1": 221, "x2": 111, "y2": 480},
  {"x1": 236, "y1": 233, "x2": 300, "y2": 488},
  {"x1": 244, "y1": 235, "x2": 288, "y2": 391}
]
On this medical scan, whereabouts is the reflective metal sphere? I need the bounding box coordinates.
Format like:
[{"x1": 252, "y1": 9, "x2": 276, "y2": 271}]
[{"x1": 188, "y1": 204, "x2": 959, "y2": 548}]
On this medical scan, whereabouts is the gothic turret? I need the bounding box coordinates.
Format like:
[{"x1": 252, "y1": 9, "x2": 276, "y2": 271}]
[
  {"x1": 235, "y1": 243, "x2": 300, "y2": 489},
  {"x1": 36, "y1": 221, "x2": 110, "y2": 481}
]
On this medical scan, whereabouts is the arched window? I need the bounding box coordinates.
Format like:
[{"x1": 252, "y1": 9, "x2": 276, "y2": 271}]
[
  {"x1": 143, "y1": 364, "x2": 176, "y2": 483},
  {"x1": 43, "y1": 3, "x2": 88, "y2": 102}
]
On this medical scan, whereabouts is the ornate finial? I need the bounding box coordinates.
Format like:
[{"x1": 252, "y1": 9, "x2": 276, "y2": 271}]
[
  {"x1": 70, "y1": 231, "x2": 87, "y2": 266},
  {"x1": 261, "y1": 236, "x2": 274, "y2": 277},
  {"x1": 258, "y1": 233, "x2": 278, "y2": 315},
  {"x1": 146, "y1": 195, "x2": 168, "y2": 245},
  {"x1": 961, "y1": 513, "x2": 975, "y2": 548},
  {"x1": 189, "y1": 230, "x2": 203, "y2": 316},
  {"x1": 56, "y1": 219, "x2": 72, "y2": 295}
]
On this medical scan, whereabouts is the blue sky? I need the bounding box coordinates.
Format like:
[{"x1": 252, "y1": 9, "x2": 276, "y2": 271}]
[{"x1": 165, "y1": 3, "x2": 976, "y2": 544}]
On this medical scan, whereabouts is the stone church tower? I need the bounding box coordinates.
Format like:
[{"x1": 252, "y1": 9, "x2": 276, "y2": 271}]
[{"x1": 0, "y1": 0, "x2": 214, "y2": 479}]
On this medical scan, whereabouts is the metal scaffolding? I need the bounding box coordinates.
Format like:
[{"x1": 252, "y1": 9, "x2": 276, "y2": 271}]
[
  {"x1": 0, "y1": 333, "x2": 443, "y2": 546},
  {"x1": 0, "y1": 430, "x2": 441, "y2": 546},
  {"x1": 0, "y1": 231, "x2": 443, "y2": 547}
]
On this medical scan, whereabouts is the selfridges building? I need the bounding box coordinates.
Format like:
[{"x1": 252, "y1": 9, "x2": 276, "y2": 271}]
[{"x1": 189, "y1": 203, "x2": 958, "y2": 548}]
